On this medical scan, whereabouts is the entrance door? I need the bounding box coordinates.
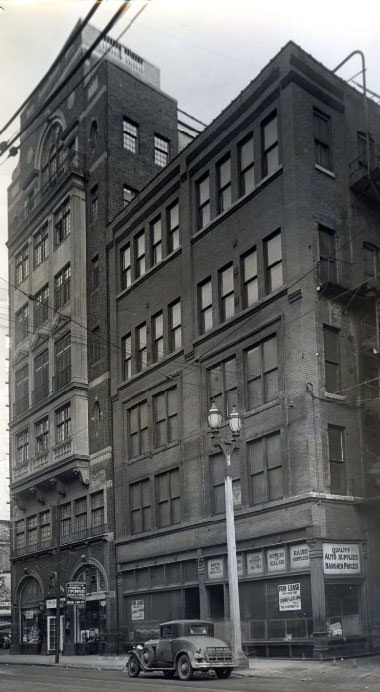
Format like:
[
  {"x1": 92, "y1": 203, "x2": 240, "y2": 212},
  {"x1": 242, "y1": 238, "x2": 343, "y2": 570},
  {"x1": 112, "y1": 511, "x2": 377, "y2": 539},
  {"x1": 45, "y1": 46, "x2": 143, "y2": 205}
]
[
  {"x1": 47, "y1": 615, "x2": 64, "y2": 654},
  {"x1": 207, "y1": 584, "x2": 225, "y2": 619},
  {"x1": 184, "y1": 587, "x2": 200, "y2": 619}
]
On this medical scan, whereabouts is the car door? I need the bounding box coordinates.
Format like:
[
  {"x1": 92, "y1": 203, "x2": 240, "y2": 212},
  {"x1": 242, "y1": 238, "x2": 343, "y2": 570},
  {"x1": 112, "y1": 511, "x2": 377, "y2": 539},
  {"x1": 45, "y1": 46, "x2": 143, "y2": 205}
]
[{"x1": 156, "y1": 625, "x2": 174, "y2": 666}]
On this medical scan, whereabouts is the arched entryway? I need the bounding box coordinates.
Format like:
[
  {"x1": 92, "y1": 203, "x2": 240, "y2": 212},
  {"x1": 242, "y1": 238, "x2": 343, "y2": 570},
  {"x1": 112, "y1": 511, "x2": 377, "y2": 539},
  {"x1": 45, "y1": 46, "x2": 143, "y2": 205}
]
[
  {"x1": 70, "y1": 563, "x2": 108, "y2": 654},
  {"x1": 19, "y1": 577, "x2": 43, "y2": 652}
]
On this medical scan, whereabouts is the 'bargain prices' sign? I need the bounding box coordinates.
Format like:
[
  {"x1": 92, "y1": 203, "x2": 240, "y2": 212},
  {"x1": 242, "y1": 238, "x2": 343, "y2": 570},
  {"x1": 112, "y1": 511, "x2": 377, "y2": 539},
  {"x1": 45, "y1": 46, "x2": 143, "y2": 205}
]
[{"x1": 323, "y1": 543, "x2": 361, "y2": 575}]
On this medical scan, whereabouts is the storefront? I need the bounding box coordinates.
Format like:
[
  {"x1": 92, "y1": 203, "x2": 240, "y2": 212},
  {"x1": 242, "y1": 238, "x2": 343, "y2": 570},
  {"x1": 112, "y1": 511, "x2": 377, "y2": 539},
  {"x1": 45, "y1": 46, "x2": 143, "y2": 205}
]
[{"x1": 19, "y1": 577, "x2": 43, "y2": 653}]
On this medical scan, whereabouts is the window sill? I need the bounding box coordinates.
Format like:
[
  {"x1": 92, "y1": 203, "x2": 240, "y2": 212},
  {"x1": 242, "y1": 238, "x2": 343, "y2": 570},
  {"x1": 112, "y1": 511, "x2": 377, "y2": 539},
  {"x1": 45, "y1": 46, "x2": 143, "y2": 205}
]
[
  {"x1": 116, "y1": 247, "x2": 181, "y2": 300},
  {"x1": 314, "y1": 164, "x2": 335, "y2": 178}
]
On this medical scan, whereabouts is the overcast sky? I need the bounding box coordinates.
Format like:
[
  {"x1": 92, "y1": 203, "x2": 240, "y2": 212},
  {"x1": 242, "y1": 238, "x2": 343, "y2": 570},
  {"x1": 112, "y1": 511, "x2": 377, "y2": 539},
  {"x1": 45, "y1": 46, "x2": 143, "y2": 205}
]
[{"x1": 0, "y1": 0, "x2": 380, "y2": 519}]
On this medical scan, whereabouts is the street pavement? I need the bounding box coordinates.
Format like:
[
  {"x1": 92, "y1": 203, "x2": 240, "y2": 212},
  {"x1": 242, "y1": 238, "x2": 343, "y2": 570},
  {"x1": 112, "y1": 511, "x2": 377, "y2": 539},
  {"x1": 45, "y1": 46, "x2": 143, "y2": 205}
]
[{"x1": 0, "y1": 650, "x2": 379, "y2": 685}]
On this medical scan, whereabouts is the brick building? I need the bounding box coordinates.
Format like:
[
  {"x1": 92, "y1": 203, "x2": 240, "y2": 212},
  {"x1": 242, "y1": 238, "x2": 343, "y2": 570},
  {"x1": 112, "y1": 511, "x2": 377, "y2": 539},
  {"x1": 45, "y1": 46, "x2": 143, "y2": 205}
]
[
  {"x1": 7, "y1": 22, "x2": 178, "y2": 654},
  {"x1": 107, "y1": 41, "x2": 380, "y2": 657}
]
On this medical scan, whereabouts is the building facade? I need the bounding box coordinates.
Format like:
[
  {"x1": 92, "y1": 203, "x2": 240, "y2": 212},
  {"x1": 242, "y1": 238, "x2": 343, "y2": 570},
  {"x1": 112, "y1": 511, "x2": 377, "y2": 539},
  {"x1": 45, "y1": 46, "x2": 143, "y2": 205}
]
[
  {"x1": 107, "y1": 41, "x2": 380, "y2": 658},
  {"x1": 7, "y1": 23, "x2": 178, "y2": 654}
]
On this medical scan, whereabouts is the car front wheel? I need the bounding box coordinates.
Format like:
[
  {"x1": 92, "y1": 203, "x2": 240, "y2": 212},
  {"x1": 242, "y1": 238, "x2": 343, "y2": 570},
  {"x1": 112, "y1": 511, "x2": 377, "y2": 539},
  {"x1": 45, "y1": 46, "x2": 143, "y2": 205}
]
[
  {"x1": 215, "y1": 667, "x2": 232, "y2": 678},
  {"x1": 127, "y1": 655, "x2": 141, "y2": 678},
  {"x1": 176, "y1": 653, "x2": 193, "y2": 680}
]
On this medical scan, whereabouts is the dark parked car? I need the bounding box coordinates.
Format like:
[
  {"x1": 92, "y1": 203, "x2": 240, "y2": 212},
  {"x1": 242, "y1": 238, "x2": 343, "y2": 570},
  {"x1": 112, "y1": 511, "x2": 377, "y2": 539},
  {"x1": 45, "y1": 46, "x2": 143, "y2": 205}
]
[{"x1": 127, "y1": 619, "x2": 236, "y2": 680}]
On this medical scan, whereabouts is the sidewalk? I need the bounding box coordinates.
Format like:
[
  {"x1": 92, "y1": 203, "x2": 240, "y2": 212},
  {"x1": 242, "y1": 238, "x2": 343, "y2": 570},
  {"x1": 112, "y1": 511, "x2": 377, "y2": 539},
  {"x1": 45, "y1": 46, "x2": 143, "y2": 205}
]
[{"x1": 0, "y1": 651, "x2": 379, "y2": 683}]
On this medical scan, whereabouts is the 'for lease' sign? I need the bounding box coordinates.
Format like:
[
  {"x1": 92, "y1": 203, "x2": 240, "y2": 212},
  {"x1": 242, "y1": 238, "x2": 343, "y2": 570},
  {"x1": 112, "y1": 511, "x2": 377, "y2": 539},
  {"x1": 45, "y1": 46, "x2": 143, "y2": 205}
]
[{"x1": 323, "y1": 543, "x2": 361, "y2": 575}]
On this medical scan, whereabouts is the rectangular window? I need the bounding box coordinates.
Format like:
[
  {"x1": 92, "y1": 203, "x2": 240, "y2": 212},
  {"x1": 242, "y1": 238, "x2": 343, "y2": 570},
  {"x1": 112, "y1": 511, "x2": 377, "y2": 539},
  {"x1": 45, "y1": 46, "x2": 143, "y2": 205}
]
[
  {"x1": 15, "y1": 245, "x2": 29, "y2": 286},
  {"x1": 91, "y1": 256, "x2": 99, "y2": 291},
  {"x1": 314, "y1": 108, "x2": 331, "y2": 170},
  {"x1": 151, "y1": 216, "x2": 162, "y2": 265},
  {"x1": 169, "y1": 299, "x2": 182, "y2": 351},
  {"x1": 363, "y1": 242, "x2": 379, "y2": 279},
  {"x1": 34, "y1": 284, "x2": 49, "y2": 328},
  {"x1": 156, "y1": 468, "x2": 180, "y2": 527},
  {"x1": 27, "y1": 515, "x2": 38, "y2": 547},
  {"x1": 242, "y1": 248, "x2": 258, "y2": 308},
  {"x1": 210, "y1": 452, "x2": 241, "y2": 514},
  {"x1": 217, "y1": 156, "x2": 232, "y2": 213},
  {"x1": 264, "y1": 230, "x2": 283, "y2": 292},
  {"x1": 35, "y1": 416, "x2": 49, "y2": 455},
  {"x1": 130, "y1": 479, "x2": 151, "y2": 534},
  {"x1": 248, "y1": 431, "x2": 282, "y2": 504},
  {"x1": 262, "y1": 112, "x2": 279, "y2": 177},
  {"x1": 123, "y1": 185, "x2": 136, "y2": 206},
  {"x1": 91, "y1": 491, "x2": 104, "y2": 528},
  {"x1": 16, "y1": 428, "x2": 29, "y2": 465},
  {"x1": 136, "y1": 323, "x2": 147, "y2": 371},
  {"x1": 168, "y1": 202, "x2": 180, "y2": 252},
  {"x1": 196, "y1": 174, "x2": 210, "y2": 230},
  {"x1": 328, "y1": 425, "x2": 346, "y2": 495},
  {"x1": 135, "y1": 231, "x2": 146, "y2": 279},
  {"x1": 319, "y1": 226, "x2": 336, "y2": 284},
  {"x1": 128, "y1": 401, "x2": 148, "y2": 458},
  {"x1": 54, "y1": 333, "x2": 71, "y2": 390},
  {"x1": 56, "y1": 403, "x2": 71, "y2": 443},
  {"x1": 55, "y1": 264, "x2": 71, "y2": 310},
  {"x1": 154, "y1": 135, "x2": 169, "y2": 167},
  {"x1": 121, "y1": 244, "x2": 131, "y2": 290},
  {"x1": 152, "y1": 312, "x2": 164, "y2": 362},
  {"x1": 33, "y1": 225, "x2": 49, "y2": 267},
  {"x1": 60, "y1": 502, "x2": 71, "y2": 537},
  {"x1": 15, "y1": 364, "x2": 29, "y2": 416},
  {"x1": 208, "y1": 357, "x2": 237, "y2": 416},
  {"x1": 123, "y1": 118, "x2": 138, "y2": 153},
  {"x1": 246, "y1": 335, "x2": 278, "y2": 409},
  {"x1": 33, "y1": 349, "x2": 49, "y2": 404},
  {"x1": 40, "y1": 510, "x2": 51, "y2": 543},
  {"x1": 16, "y1": 519, "x2": 25, "y2": 549},
  {"x1": 239, "y1": 134, "x2": 255, "y2": 195},
  {"x1": 122, "y1": 333, "x2": 132, "y2": 380},
  {"x1": 54, "y1": 199, "x2": 71, "y2": 246},
  {"x1": 324, "y1": 326, "x2": 340, "y2": 393},
  {"x1": 153, "y1": 387, "x2": 178, "y2": 447},
  {"x1": 90, "y1": 185, "x2": 98, "y2": 221},
  {"x1": 219, "y1": 264, "x2": 234, "y2": 322},
  {"x1": 15, "y1": 303, "x2": 29, "y2": 345},
  {"x1": 199, "y1": 278, "x2": 213, "y2": 334},
  {"x1": 75, "y1": 497, "x2": 87, "y2": 533}
]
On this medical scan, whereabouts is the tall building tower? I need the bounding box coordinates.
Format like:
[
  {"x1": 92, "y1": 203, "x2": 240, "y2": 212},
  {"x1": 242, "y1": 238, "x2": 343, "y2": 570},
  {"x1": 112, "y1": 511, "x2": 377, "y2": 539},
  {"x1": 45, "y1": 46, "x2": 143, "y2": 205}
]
[{"x1": 7, "y1": 22, "x2": 178, "y2": 654}]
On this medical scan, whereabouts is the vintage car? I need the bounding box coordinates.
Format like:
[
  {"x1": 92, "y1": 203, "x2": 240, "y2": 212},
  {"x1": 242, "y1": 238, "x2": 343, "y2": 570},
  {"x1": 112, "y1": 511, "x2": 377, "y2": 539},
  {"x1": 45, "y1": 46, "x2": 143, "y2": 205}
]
[{"x1": 127, "y1": 619, "x2": 236, "y2": 680}]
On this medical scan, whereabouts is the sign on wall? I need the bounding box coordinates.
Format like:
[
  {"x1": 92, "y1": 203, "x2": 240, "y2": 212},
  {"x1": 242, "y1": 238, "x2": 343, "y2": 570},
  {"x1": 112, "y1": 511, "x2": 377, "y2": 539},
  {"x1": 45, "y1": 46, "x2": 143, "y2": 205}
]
[
  {"x1": 131, "y1": 599, "x2": 144, "y2": 621},
  {"x1": 267, "y1": 547, "x2": 286, "y2": 572},
  {"x1": 247, "y1": 551, "x2": 264, "y2": 575},
  {"x1": 290, "y1": 544, "x2": 310, "y2": 570},
  {"x1": 208, "y1": 558, "x2": 224, "y2": 579},
  {"x1": 237, "y1": 554, "x2": 244, "y2": 577},
  {"x1": 66, "y1": 582, "x2": 86, "y2": 604},
  {"x1": 278, "y1": 583, "x2": 301, "y2": 611},
  {"x1": 323, "y1": 543, "x2": 361, "y2": 575}
]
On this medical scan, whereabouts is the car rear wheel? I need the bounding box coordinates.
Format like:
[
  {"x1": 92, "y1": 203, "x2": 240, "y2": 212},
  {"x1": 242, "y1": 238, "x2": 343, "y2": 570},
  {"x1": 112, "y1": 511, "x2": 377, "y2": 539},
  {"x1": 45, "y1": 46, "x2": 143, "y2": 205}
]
[
  {"x1": 127, "y1": 655, "x2": 141, "y2": 678},
  {"x1": 215, "y1": 667, "x2": 232, "y2": 678},
  {"x1": 176, "y1": 653, "x2": 193, "y2": 680}
]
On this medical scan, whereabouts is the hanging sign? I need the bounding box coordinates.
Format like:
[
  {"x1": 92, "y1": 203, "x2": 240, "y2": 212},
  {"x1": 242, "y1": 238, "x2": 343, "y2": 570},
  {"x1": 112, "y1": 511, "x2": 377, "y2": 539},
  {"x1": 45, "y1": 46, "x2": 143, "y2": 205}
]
[
  {"x1": 323, "y1": 543, "x2": 361, "y2": 574},
  {"x1": 278, "y1": 583, "x2": 301, "y2": 611}
]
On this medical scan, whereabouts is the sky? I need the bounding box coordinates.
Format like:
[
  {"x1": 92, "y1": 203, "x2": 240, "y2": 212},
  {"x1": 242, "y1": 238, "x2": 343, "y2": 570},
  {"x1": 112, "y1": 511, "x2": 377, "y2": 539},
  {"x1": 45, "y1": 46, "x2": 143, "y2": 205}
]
[{"x1": 1, "y1": 0, "x2": 380, "y2": 520}]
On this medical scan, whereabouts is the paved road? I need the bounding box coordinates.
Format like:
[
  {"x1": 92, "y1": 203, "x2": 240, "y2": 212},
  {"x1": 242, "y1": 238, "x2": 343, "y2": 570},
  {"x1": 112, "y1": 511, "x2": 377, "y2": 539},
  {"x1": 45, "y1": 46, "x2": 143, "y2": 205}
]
[{"x1": 0, "y1": 665, "x2": 379, "y2": 692}]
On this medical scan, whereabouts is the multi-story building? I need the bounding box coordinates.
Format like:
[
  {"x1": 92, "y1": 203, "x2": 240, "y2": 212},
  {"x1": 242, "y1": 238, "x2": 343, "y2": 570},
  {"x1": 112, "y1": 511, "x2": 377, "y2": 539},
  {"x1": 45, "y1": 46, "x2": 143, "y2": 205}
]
[
  {"x1": 7, "y1": 22, "x2": 178, "y2": 654},
  {"x1": 107, "y1": 41, "x2": 380, "y2": 658}
]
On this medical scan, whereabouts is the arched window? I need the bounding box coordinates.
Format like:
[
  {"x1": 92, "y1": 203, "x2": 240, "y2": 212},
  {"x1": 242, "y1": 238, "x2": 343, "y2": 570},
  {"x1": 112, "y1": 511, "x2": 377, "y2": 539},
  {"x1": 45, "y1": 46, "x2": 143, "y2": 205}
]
[
  {"x1": 41, "y1": 123, "x2": 64, "y2": 187},
  {"x1": 75, "y1": 564, "x2": 105, "y2": 594},
  {"x1": 20, "y1": 577, "x2": 42, "y2": 646}
]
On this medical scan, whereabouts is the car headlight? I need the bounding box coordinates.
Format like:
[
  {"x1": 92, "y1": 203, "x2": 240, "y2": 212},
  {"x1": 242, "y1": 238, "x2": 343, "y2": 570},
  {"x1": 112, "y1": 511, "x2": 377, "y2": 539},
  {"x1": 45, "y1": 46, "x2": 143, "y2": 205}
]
[{"x1": 194, "y1": 647, "x2": 204, "y2": 661}]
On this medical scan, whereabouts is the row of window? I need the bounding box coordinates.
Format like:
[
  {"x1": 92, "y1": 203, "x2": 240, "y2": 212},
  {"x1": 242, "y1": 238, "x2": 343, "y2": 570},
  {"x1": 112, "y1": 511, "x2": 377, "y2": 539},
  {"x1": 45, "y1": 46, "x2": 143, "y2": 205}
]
[
  {"x1": 15, "y1": 401, "x2": 71, "y2": 466},
  {"x1": 122, "y1": 299, "x2": 181, "y2": 379},
  {"x1": 120, "y1": 201, "x2": 179, "y2": 290},
  {"x1": 14, "y1": 490, "x2": 104, "y2": 549},
  {"x1": 123, "y1": 118, "x2": 170, "y2": 168},
  {"x1": 15, "y1": 264, "x2": 71, "y2": 345},
  {"x1": 15, "y1": 198, "x2": 71, "y2": 286}
]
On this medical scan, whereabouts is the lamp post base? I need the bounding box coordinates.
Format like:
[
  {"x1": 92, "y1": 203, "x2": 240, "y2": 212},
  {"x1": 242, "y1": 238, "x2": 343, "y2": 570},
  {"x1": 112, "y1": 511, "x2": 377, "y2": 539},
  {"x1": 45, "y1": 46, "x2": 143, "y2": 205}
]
[{"x1": 233, "y1": 648, "x2": 249, "y2": 668}]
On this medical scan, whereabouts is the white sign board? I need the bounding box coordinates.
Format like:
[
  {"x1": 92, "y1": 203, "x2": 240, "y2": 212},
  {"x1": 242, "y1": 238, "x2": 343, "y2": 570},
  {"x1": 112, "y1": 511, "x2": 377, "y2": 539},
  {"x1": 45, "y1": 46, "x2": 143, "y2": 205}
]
[
  {"x1": 323, "y1": 543, "x2": 361, "y2": 574},
  {"x1": 247, "y1": 551, "x2": 264, "y2": 575},
  {"x1": 290, "y1": 544, "x2": 310, "y2": 570},
  {"x1": 208, "y1": 558, "x2": 224, "y2": 579},
  {"x1": 131, "y1": 599, "x2": 144, "y2": 621},
  {"x1": 278, "y1": 583, "x2": 301, "y2": 611},
  {"x1": 267, "y1": 547, "x2": 286, "y2": 572}
]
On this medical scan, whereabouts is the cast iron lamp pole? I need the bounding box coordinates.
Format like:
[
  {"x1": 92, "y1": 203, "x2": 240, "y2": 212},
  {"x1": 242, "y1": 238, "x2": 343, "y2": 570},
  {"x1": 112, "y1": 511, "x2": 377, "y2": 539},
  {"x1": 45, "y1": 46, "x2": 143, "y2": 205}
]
[{"x1": 207, "y1": 402, "x2": 246, "y2": 664}]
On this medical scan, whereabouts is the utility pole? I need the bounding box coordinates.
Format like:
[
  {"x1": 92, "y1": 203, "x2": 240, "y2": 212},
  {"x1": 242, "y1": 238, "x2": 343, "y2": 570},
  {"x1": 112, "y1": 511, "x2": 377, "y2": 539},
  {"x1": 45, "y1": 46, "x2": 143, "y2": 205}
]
[{"x1": 55, "y1": 501, "x2": 61, "y2": 664}]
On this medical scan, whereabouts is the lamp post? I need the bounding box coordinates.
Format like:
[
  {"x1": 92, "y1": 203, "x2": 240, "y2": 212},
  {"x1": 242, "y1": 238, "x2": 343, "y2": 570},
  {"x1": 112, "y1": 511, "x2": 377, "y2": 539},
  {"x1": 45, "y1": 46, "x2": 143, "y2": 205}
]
[{"x1": 207, "y1": 401, "x2": 246, "y2": 664}]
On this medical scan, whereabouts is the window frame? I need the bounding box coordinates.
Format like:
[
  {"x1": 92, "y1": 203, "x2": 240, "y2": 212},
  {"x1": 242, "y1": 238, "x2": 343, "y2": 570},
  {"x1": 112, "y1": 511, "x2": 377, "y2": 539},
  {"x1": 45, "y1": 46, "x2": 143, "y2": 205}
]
[
  {"x1": 123, "y1": 118, "x2": 138, "y2": 153},
  {"x1": 122, "y1": 333, "x2": 132, "y2": 380},
  {"x1": 168, "y1": 201, "x2": 180, "y2": 252},
  {"x1": 328, "y1": 425, "x2": 346, "y2": 495},
  {"x1": 314, "y1": 108, "x2": 332, "y2": 171},
  {"x1": 55, "y1": 402, "x2": 71, "y2": 444},
  {"x1": 33, "y1": 225, "x2": 49, "y2": 268},
  {"x1": 152, "y1": 311, "x2": 164, "y2": 362},
  {"x1": 15, "y1": 245, "x2": 29, "y2": 286},
  {"x1": 217, "y1": 155, "x2": 232, "y2": 213},
  {"x1": 169, "y1": 299, "x2": 182, "y2": 352},
  {"x1": 264, "y1": 230, "x2": 283, "y2": 293},
  {"x1": 156, "y1": 467, "x2": 181, "y2": 528},
  {"x1": 127, "y1": 400, "x2": 148, "y2": 459},
  {"x1": 245, "y1": 334, "x2": 279, "y2": 410},
  {"x1": 136, "y1": 322, "x2": 147, "y2": 372},
  {"x1": 54, "y1": 198, "x2": 71, "y2": 247},
  {"x1": 34, "y1": 284, "x2": 49, "y2": 329},
  {"x1": 152, "y1": 386, "x2": 178, "y2": 448},
  {"x1": 129, "y1": 478, "x2": 151, "y2": 534},
  {"x1": 150, "y1": 216, "x2": 162, "y2": 266},
  {"x1": 154, "y1": 134, "x2": 169, "y2": 167},
  {"x1": 241, "y1": 247, "x2": 258, "y2": 308},
  {"x1": 196, "y1": 173, "x2": 211, "y2": 230},
  {"x1": 134, "y1": 231, "x2": 146, "y2": 279},
  {"x1": 261, "y1": 111, "x2": 279, "y2": 178},
  {"x1": 248, "y1": 431, "x2": 283, "y2": 505},
  {"x1": 219, "y1": 263, "x2": 234, "y2": 322},
  {"x1": 15, "y1": 303, "x2": 29, "y2": 345},
  {"x1": 239, "y1": 134, "x2": 255, "y2": 196},
  {"x1": 54, "y1": 264, "x2": 71, "y2": 310}
]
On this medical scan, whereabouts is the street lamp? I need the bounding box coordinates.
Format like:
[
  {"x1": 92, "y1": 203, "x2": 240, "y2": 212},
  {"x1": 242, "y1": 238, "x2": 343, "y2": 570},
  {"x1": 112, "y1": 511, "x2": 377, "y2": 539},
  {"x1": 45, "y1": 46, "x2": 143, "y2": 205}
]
[{"x1": 207, "y1": 401, "x2": 246, "y2": 664}]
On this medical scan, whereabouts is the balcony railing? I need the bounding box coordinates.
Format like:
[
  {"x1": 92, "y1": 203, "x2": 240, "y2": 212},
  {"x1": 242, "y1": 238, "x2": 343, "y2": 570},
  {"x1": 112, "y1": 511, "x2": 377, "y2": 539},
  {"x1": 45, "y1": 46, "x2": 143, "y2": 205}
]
[
  {"x1": 32, "y1": 381, "x2": 49, "y2": 406},
  {"x1": 60, "y1": 522, "x2": 112, "y2": 546},
  {"x1": 54, "y1": 438, "x2": 73, "y2": 460},
  {"x1": 53, "y1": 365, "x2": 71, "y2": 392},
  {"x1": 13, "y1": 395, "x2": 29, "y2": 418},
  {"x1": 30, "y1": 451, "x2": 49, "y2": 470},
  {"x1": 13, "y1": 463, "x2": 29, "y2": 481},
  {"x1": 12, "y1": 536, "x2": 54, "y2": 558}
]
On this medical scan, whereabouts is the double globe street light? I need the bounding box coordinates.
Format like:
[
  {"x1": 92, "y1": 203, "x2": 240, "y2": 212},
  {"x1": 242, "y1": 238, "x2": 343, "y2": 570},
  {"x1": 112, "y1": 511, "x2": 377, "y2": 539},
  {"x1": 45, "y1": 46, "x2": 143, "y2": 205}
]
[{"x1": 207, "y1": 401, "x2": 246, "y2": 664}]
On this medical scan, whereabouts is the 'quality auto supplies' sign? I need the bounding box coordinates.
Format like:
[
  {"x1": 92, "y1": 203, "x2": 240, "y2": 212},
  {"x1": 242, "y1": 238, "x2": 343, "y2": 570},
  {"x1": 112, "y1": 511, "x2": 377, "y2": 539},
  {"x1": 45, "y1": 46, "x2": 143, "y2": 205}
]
[{"x1": 323, "y1": 543, "x2": 361, "y2": 574}]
